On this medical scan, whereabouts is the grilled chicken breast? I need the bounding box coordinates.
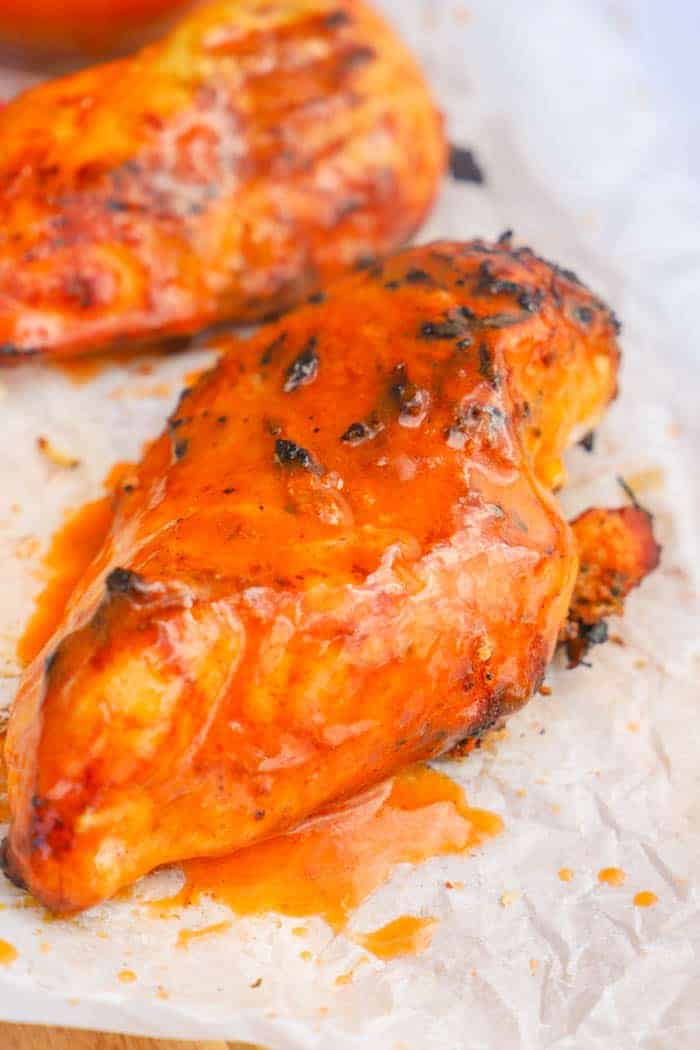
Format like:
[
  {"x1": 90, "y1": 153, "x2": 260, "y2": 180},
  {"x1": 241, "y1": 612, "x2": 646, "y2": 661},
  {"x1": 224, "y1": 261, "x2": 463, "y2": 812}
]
[
  {"x1": 4, "y1": 239, "x2": 658, "y2": 912},
  {"x1": 0, "y1": 0, "x2": 445, "y2": 361}
]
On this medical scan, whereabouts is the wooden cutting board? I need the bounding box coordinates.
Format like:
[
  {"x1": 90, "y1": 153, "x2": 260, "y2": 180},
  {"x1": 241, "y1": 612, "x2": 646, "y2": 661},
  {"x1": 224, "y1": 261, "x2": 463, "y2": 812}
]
[{"x1": 0, "y1": 1027, "x2": 261, "y2": 1049}]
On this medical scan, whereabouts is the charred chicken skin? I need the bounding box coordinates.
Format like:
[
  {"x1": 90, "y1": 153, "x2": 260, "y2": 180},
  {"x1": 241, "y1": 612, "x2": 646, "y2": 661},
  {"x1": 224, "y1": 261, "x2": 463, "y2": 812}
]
[
  {"x1": 0, "y1": 0, "x2": 445, "y2": 361},
  {"x1": 4, "y1": 239, "x2": 658, "y2": 912}
]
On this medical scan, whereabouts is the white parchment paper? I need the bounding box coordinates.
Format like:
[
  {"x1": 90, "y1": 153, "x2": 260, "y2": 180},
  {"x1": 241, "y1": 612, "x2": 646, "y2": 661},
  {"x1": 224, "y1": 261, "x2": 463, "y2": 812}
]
[{"x1": 0, "y1": 2, "x2": 698, "y2": 1046}]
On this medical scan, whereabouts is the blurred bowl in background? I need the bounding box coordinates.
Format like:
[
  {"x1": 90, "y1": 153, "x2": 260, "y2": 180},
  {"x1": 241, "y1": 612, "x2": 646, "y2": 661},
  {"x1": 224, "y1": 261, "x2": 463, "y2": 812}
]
[{"x1": 0, "y1": 0, "x2": 194, "y2": 68}]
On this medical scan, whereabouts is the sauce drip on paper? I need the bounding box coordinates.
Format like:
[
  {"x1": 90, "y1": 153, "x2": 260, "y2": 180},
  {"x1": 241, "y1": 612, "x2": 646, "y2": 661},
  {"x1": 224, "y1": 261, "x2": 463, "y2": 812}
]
[
  {"x1": 354, "y1": 915, "x2": 437, "y2": 960},
  {"x1": 633, "y1": 891, "x2": 658, "y2": 908},
  {"x1": 15, "y1": 473, "x2": 503, "y2": 950},
  {"x1": 155, "y1": 764, "x2": 502, "y2": 938},
  {"x1": 598, "y1": 867, "x2": 626, "y2": 887}
]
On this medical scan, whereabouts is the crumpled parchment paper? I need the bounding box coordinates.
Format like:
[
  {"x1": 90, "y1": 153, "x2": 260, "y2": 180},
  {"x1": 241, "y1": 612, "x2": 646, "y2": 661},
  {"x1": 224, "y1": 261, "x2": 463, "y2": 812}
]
[{"x1": 0, "y1": 1, "x2": 698, "y2": 1046}]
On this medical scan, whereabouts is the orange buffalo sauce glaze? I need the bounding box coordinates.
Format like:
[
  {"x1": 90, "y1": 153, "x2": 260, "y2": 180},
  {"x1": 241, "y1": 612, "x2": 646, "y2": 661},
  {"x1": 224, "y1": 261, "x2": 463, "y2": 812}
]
[
  {"x1": 16, "y1": 462, "x2": 131, "y2": 667},
  {"x1": 15, "y1": 477, "x2": 503, "y2": 950},
  {"x1": 154, "y1": 765, "x2": 502, "y2": 937}
]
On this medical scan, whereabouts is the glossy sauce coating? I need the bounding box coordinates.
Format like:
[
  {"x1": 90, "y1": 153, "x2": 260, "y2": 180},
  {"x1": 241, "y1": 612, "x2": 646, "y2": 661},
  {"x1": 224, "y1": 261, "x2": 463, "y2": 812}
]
[
  {"x1": 0, "y1": 0, "x2": 445, "y2": 360},
  {"x1": 5, "y1": 239, "x2": 622, "y2": 912}
]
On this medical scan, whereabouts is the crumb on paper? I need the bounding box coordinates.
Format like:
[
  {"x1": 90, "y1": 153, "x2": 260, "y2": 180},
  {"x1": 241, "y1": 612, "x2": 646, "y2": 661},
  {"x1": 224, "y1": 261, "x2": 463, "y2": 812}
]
[
  {"x1": 36, "y1": 435, "x2": 81, "y2": 469},
  {"x1": 250, "y1": 977, "x2": 263, "y2": 988},
  {"x1": 626, "y1": 467, "x2": 664, "y2": 493},
  {"x1": 14, "y1": 535, "x2": 40, "y2": 560},
  {"x1": 156, "y1": 985, "x2": 169, "y2": 999},
  {"x1": 627, "y1": 721, "x2": 640, "y2": 732},
  {"x1": 558, "y1": 868, "x2": 574, "y2": 883},
  {"x1": 300, "y1": 950, "x2": 313, "y2": 962},
  {"x1": 445, "y1": 880, "x2": 464, "y2": 890},
  {"x1": 499, "y1": 890, "x2": 520, "y2": 908},
  {"x1": 117, "y1": 969, "x2": 137, "y2": 983},
  {"x1": 515, "y1": 788, "x2": 526, "y2": 798},
  {"x1": 609, "y1": 633, "x2": 625, "y2": 646},
  {"x1": 529, "y1": 958, "x2": 539, "y2": 975},
  {"x1": 539, "y1": 684, "x2": 552, "y2": 696}
]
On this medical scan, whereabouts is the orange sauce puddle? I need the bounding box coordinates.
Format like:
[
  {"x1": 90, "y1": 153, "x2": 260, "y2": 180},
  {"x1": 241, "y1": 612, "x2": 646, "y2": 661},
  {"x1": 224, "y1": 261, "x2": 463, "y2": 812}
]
[
  {"x1": 0, "y1": 940, "x2": 18, "y2": 965},
  {"x1": 633, "y1": 891, "x2": 658, "y2": 908},
  {"x1": 354, "y1": 915, "x2": 436, "y2": 961},
  {"x1": 16, "y1": 462, "x2": 131, "y2": 667},
  {"x1": 153, "y1": 765, "x2": 502, "y2": 946},
  {"x1": 598, "y1": 867, "x2": 626, "y2": 887}
]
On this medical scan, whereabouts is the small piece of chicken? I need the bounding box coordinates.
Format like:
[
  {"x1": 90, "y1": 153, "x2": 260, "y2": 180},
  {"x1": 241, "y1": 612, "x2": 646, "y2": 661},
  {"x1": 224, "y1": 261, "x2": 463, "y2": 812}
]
[
  {"x1": 562, "y1": 504, "x2": 661, "y2": 665},
  {"x1": 0, "y1": 0, "x2": 445, "y2": 361},
  {"x1": 4, "y1": 239, "x2": 657, "y2": 913}
]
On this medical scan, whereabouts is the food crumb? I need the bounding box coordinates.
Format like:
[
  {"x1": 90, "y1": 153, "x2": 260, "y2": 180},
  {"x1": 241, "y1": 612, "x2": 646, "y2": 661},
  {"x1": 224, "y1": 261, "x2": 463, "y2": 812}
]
[
  {"x1": 36, "y1": 435, "x2": 81, "y2": 469},
  {"x1": 300, "y1": 950, "x2": 313, "y2": 961},
  {"x1": 633, "y1": 891, "x2": 658, "y2": 908},
  {"x1": 499, "y1": 890, "x2": 520, "y2": 908},
  {"x1": 250, "y1": 977, "x2": 263, "y2": 988},
  {"x1": 118, "y1": 969, "x2": 137, "y2": 983},
  {"x1": 558, "y1": 868, "x2": 574, "y2": 883},
  {"x1": 0, "y1": 940, "x2": 17, "y2": 965},
  {"x1": 627, "y1": 721, "x2": 640, "y2": 732},
  {"x1": 445, "y1": 880, "x2": 464, "y2": 890},
  {"x1": 529, "y1": 958, "x2": 539, "y2": 975},
  {"x1": 292, "y1": 925, "x2": 307, "y2": 937},
  {"x1": 539, "y1": 684, "x2": 552, "y2": 696},
  {"x1": 515, "y1": 788, "x2": 526, "y2": 798},
  {"x1": 156, "y1": 985, "x2": 169, "y2": 1000}
]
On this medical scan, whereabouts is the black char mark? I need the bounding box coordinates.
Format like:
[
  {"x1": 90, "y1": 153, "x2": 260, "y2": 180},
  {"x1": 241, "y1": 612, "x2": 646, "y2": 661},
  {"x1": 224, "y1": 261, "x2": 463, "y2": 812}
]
[
  {"x1": 449, "y1": 144, "x2": 485, "y2": 184},
  {"x1": 478, "y1": 343, "x2": 499, "y2": 385},
  {"x1": 325, "y1": 9, "x2": 351, "y2": 29},
  {"x1": 275, "y1": 438, "x2": 315, "y2": 471},
  {"x1": 566, "y1": 619, "x2": 609, "y2": 668},
  {"x1": 284, "y1": 337, "x2": 319, "y2": 393},
  {"x1": 105, "y1": 567, "x2": 144, "y2": 595},
  {"x1": 0, "y1": 839, "x2": 26, "y2": 890}
]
